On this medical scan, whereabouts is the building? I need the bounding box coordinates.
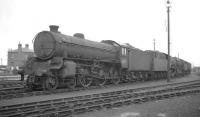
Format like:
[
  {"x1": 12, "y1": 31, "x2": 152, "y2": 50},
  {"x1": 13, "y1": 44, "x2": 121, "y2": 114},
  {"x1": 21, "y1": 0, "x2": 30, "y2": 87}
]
[
  {"x1": 7, "y1": 43, "x2": 34, "y2": 70},
  {"x1": 192, "y1": 66, "x2": 200, "y2": 73}
]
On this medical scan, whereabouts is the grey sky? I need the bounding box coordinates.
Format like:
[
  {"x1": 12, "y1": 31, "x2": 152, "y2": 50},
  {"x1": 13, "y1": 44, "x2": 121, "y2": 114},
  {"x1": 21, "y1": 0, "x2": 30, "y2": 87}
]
[{"x1": 0, "y1": 0, "x2": 199, "y2": 66}]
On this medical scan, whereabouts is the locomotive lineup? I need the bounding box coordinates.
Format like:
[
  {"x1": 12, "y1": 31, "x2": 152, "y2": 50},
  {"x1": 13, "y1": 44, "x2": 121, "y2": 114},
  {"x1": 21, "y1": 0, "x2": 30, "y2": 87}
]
[{"x1": 21, "y1": 25, "x2": 191, "y2": 90}]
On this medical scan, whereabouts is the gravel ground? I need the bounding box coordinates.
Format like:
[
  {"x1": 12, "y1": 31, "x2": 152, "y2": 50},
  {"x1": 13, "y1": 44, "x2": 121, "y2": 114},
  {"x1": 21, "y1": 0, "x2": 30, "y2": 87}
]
[{"x1": 75, "y1": 94, "x2": 200, "y2": 117}]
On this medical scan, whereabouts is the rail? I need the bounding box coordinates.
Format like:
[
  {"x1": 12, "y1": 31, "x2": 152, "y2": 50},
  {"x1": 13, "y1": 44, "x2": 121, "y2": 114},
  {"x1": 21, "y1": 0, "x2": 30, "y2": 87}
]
[
  {"x1": 0, "y1": 81, "x2": 200, "y2": 117},
  {"x1": 1, "y1": 79, "x2": 200, "y2": 100}
]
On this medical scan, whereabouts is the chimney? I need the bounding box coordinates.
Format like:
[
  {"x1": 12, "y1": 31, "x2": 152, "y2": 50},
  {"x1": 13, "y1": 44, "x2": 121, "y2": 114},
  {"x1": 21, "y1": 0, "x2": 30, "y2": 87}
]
[
  {"x1": 25, "y1": 44, "x2": 29, "y2": 49},
  {"x1": 18, "y1": 42, "x2": 22, "y2": 50},
  {"x1": 49, "y1": 25, "x2": 59, "y2": 33},
  {"x1": 73, "y1": 33, "x2": 85, "y2": 39}
]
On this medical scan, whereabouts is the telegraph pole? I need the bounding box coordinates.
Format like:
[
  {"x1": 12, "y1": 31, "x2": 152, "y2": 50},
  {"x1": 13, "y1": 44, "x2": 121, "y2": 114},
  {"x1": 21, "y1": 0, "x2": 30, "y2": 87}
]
[
  {"x1": 167, "y1": 0, "x2": 171, "y2": 82},
  {"x1": 0, "y1": 58, "x2": 2, "y2": 65},
  {"x1": 153, "y1": 39, "x2": 156, "y2": 51}
]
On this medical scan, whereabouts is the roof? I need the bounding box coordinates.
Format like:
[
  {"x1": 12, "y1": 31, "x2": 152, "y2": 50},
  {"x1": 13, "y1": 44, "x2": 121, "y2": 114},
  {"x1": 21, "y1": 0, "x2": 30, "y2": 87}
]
[{"x1": 8, "y1": 48, "x2": 33, "y2": 53}]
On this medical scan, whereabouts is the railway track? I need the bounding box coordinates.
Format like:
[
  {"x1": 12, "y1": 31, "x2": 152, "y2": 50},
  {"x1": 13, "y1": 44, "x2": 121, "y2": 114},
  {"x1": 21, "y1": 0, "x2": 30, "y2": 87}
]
[
  {"x1": 0, "y1": 81, "x2": 200, "y2": 117},
  {"x1": 0, "y1": 81, "x2": 25, "y2": 98},
  {"x1": 0, "y1": 78, "x2": 200, "y2": 100},
  {"x1": 0, "y1": 75, "x2": 22, "y2": 81},
  {"x1": 0, "y1": 80, "x2": 24, "y2": 88},
  {"x1": 0, "y1": 75, "x2": 26, "y2": 91}
]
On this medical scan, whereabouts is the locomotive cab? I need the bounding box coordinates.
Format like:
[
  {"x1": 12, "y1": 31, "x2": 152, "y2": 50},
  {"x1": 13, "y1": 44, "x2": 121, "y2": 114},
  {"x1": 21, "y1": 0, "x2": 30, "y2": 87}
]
[{"x1": 120, "y1": 45, "x2": 129, "y2": 69}]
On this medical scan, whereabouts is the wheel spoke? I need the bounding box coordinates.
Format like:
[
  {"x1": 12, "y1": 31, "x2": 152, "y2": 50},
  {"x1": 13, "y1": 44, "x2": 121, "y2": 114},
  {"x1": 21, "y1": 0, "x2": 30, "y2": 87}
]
[
  {"x1": 44, "y1": 75, "x2": 58, "y2": 90},
  {"x1": 79, "y1": 74, "x2": 92, "y2": 88}
]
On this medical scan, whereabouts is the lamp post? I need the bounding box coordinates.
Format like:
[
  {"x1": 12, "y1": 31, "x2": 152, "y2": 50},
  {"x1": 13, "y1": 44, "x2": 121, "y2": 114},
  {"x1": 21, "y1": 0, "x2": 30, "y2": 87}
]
[{"x1": 167, "y1": 0, "x2": 171, "y2": 82}]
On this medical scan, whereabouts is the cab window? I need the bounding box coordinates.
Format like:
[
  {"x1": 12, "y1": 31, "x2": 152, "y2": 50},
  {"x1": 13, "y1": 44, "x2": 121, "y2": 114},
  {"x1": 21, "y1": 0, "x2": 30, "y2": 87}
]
[{"x1": 121, "y1": 47, "x2": 127, "y2": 56}]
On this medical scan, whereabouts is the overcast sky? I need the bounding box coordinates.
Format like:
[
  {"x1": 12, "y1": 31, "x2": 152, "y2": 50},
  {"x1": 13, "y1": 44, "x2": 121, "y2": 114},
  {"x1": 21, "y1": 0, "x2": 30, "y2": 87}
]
[{"x1": 0, "y1": 0, "x2": 200, "y2": 66}]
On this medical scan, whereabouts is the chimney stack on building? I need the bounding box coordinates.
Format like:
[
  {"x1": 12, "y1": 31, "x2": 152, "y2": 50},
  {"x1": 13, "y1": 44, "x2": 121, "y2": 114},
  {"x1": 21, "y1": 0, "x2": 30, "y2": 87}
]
[{"x1": 18, "y1": 42, "x2": 22, "y2": 51}]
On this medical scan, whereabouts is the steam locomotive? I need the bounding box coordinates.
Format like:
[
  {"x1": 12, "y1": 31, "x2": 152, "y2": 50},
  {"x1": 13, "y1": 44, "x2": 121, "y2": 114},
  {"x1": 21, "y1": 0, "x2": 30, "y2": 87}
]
[{"x1": 23, "y1": 25, "x2": 191, "y2": 90}]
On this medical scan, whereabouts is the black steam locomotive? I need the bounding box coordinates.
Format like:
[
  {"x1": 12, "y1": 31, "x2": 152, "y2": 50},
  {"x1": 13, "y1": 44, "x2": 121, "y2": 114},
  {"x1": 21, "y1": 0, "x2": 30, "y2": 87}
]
[{"x1": 23, "y1": 25, "x2": 191, "y2": 90}]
